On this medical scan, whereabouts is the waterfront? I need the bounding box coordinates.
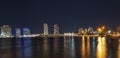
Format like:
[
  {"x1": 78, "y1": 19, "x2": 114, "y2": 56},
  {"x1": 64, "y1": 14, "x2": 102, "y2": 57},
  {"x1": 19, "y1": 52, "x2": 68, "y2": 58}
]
[{"x1": 0, "y1": 37, "x2": 120, "y2": 58}]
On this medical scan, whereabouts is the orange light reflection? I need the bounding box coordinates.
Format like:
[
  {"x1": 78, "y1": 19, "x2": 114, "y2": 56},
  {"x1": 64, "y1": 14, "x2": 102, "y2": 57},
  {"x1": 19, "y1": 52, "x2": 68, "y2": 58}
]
[
  {"x1": 117, "y1": 39, "x2": 120, "y2": 58},
  {"x1": 81, "y1": 36, "x2": 86, "y2": 58},
  {"x1": 96, "y1": 37, "x2": 107, "y2": 58}
]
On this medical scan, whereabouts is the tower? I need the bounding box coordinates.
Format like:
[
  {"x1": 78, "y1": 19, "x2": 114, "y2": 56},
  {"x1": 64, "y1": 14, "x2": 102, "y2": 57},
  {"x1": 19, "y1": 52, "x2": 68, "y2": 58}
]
[
  {"x1": 15, "y1": 28, "x2": 21, "y2": 37},
  {"x1": 78, "y1": 28, "x2": 84, "y2": 33},
  {"x1": 43, "y1": 23, "x2": 48, "y2": 35},
  {"x1": 54, "y1": 24, "x2": 59, "y2": 34},
  {"x1": 1, "y1": 25, "x2": 12, "y2": 37},
  {"x1": 23, "y1": 28, "x2": 30, "y2": 35}
]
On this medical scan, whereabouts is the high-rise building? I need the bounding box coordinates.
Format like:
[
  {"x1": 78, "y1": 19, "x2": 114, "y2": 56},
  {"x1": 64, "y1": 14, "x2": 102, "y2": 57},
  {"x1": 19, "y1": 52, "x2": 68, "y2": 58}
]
[
  {"x1": 23, "y1": 28, "x2": 30, "y2": 35},
  {"x1": 116, "y1": 25, "x2": 120, "y2": 33},
  {"x1": 43, "y1": 23, "x2": 48, "y2": 35},
  {"x1": 88, "y1": 27, "x2": 94, "y2": 32},
  {"x1": 1, "y1": 25, "x2": 12, "y2": 37},
  {"x1": 54, "y1": 24, "x2": 59, "y2": 34},
  {"x1": 15, "y1": 28, "x2": 21, "y2": 37},
  {"x1": 78, "y1": 28, "x2": 83, "y2": 33}
]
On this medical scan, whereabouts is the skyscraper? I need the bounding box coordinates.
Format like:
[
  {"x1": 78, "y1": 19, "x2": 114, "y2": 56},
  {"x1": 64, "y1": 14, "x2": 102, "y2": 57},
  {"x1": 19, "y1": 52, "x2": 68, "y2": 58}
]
[
  {"x1": 88, "y1": 27, "x2": 94, "y2": 32},
  {"x1": 78, "y1": 28, "x2": 84, "y2": 33},
  {"x1": 88, "y1": 27, "x2": 94, "y2": 34},
  {"x1": 1, "y1": 25, "x2": 12, "y2": 37},
  {"x1": 15, "y1": 28, "x2": 21, "y2": 37},
  {"x1": 23, "y1": 28, "x2": 30, "y2": 35},
  {"x1": 43, "y1": 23, "x2": 48, "y2": 35},
  {"x1": 54, "y1": 24, "x2": 59, "y2": 34}
]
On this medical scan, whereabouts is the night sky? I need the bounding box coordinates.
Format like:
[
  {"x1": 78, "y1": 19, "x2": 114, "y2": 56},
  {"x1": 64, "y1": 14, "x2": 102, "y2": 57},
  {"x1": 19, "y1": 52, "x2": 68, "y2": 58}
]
[{"x1": 0, "y1": 0, "x2": 120, "y2": 33}]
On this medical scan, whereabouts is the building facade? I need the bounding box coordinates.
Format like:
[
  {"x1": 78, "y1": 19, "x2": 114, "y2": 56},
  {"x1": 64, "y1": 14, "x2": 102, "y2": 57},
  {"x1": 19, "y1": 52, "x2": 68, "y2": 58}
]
[
  {"x1": 15, "y1": 28, "x2": 21, "y2": 37},
  {"x1": 23, "y1": 28, "x2": 30, "y2": 35},
  {"x1": 43, "y1": 23, "x2": 48, "y2": 35},
  {"x1": 1, "y1": 25, "x2": 12, "y2": 37},
  {"x1": 54, "y1": 24, "x2": 59, "y2": 34}
]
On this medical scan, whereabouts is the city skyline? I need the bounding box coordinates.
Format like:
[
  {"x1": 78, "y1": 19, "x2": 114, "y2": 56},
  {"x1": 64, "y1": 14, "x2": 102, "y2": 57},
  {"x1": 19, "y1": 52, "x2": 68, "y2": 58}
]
[
  {"x1": 0, "y1": 0, "x2": 120, "y2": 33},
  {"x1": 0, "y1": 24, "x2": 120, "y2": 33},
  {"x1": 0, "y1": 0, "x2": 120, "y2": 58},
  {"x1": 0, "y1": 24, "x2": 119, "y2": 34},
  {"x1": 0, "y1": 24, "x2": 120, "y2": 38}
]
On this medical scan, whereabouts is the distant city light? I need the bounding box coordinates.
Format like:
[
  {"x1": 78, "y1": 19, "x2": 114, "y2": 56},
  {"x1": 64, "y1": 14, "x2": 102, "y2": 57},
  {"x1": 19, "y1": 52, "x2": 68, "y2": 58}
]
[
  {"x1": 97, "y1": 28, "x2": 102, "y2": 33},
  {"x1": 0, "y1": 24, "x2": 120, "y2": 38}
]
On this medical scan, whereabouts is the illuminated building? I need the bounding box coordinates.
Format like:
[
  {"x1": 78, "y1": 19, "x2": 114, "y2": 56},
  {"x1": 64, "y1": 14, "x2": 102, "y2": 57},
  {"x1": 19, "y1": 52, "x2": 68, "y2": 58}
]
[
  {"x1": 88, "y1": 27, "x2": 94, "y2": 34},
  {"x1": 0, "y1": 25, "x2": 12, "y2": 37},
  {"x1": 78, "y1": 28, "x2": 83, "y2": 33},
  {"x1": 43, "y1": 23, "x2": 48, "y2": 35},
  {"x1": 97, "y1": 26, "x2": 106, "y2": 34},
  {"x1": 15, "y1": 28, "x2": 21, "y2": 37},
  {"x1": 54, "y1": 24, "x2": 59, "y2": 34},
  {"x1": 84, "y1": 29, "x2": 88, "y2": 34},
  {"x1": 23, "y1": 28, "x2": 30, "y2": 35},
  {"x1": 88, "y1": 27, "x2": 93, "y2": 32},
  {"x1": 116, "y1": 25, "x2": 120, "y2": 33}
]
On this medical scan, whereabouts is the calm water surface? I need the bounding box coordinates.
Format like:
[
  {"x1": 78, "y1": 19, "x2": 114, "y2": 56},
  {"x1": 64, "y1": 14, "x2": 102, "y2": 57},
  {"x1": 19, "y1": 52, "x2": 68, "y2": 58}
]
[{"x1": 0, "y1": 37, "x2": 120, "y2": 58}]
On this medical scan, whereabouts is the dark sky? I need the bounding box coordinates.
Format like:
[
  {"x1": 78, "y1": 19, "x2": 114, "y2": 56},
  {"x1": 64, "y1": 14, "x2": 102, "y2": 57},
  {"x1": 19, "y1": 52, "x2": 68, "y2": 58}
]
[{"x1": 0, "y1": 0, "x2": 120, "y2": 33}]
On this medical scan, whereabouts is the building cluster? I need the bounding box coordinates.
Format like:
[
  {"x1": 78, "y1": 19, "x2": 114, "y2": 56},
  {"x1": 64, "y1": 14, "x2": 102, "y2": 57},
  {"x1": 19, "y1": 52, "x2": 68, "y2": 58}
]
[
  {"x1": 0, "y1": 23, "x2": 60, "y2": 38},
  {"x1": 78, "y1": 27, "x2": 94, "y2": 35},
  {"x1": 15, "y1": 28, "x2": 31, "y2": 37},
  {"x1": 0, "y1": 25, "x2": 30, "y2": 38},
  {"x1": 77, "y1": 26, "x2": 113, "y2": 35},
  {"x1": 43, "y1": 23, "x2": 59, "y2": 35},
  {"x1": 1, "y1": 23, "x2": 120, "y2": 38}
]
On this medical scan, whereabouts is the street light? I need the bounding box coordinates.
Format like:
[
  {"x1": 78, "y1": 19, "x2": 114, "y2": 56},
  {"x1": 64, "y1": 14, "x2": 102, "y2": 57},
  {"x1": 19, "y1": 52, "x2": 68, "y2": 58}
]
[
  {"x1": 97, "y1": 26, "x2": 106, "y2": 32},
  {"x1": 97, "y1": 28, "x2": 102, "y2": 33},
  {"x1": 102, "y1": 26, "x2": 105, "y2": 29}
]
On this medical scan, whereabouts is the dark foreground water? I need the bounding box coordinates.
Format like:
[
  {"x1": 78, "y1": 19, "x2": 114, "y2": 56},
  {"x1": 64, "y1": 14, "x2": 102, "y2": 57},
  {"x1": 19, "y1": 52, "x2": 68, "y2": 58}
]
[{"x1": 0, "y1": 37, "x2": 120, "y2": 58}]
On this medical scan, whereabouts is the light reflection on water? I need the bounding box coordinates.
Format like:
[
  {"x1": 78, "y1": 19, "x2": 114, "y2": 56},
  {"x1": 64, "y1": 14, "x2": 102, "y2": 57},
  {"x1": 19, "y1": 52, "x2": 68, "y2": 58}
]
[
  {"x1": 43, "y1": 38, "x2": 49, "y2": 58},
  {"x1": 96, "y1": 37, "x2": 107, "y2": 58},
  {"x1": 0, "y1": 37, "x2": 119, "y2": 58},
  {"x1": 81, "y1": 36, "x2": 86, "y2": 58},
  {"x1": 86, "y1": 37, "x2": 91, "y2": 58},
  {"x1": 64, "y1": 36, "x2": 75, "y2": 58},
  {"x1": 117, "y1": 39, "x2": 120, "y2": 58}
]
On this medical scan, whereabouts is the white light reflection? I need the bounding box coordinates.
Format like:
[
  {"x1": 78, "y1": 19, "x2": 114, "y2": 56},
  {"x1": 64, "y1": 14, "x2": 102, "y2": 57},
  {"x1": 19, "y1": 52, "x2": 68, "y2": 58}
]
[
  {"x1": 64, "y1": 36, "x2": 75, "y2": 58},
  {"x1": 71, "y1": 36, "x2": 75, "y2": 57}
]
